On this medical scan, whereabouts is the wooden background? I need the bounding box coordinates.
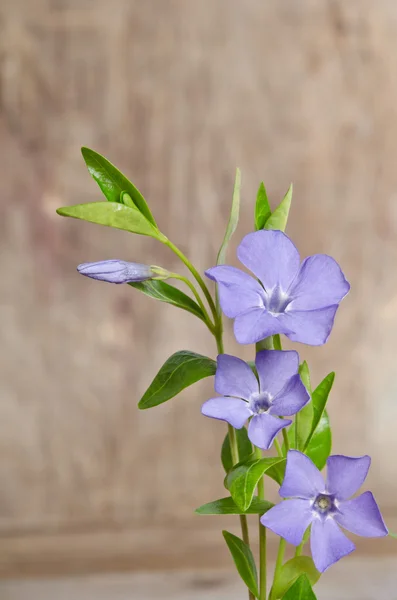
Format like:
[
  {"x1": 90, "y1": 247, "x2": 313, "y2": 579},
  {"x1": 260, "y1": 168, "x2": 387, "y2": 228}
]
[{"x1": 0, "y1": 0, "x2": 397, "y2": 577}]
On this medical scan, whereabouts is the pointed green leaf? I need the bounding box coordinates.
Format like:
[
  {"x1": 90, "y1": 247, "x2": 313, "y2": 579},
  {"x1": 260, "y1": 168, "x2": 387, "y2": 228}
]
[
  {"x1": 217, "y1": 168, "x2": 241, "y2": 265},
  {"x1": 255, "y1": 182, "x2": 271, "y2": 230},
  {"x1": 281, "y1": 575, "x2": 317, "y2": 600},
  {"x1": 81, "y1": 147, "x2": 157, "y2": 226},
  {"x1": 120, "y1": 191, "x2": 137, "y2": 208},
  {"x1": 225, "y1": 457, "x2": 285, "y2": 511},
  {"x1": 304, "y1": 372, "x2": 335, "y2": 451},
  {"x1": 129, "y1": 280, "x2": 205, "y2": 322},
  {"x1": 273, "y1": 557, "x2": 320, "y2": 598},
  {"x1": 221, "y1": 427, "x2": 252, "y2": 473},
  {"x1": 57, "y1": 202, "x2": 162, "y2": 239},
  {"x1": 294, "y1": 361, "x2": 313, "y2": 450},
  {"x1": 265, "y1": 184, "x2": 292, "y2": 232},
  {"x1": 305, "y1": 409, "x2": 332, "y2": 470},
  {"x1": 138, "y1": 351, "x2": 216, "y2": 409},
  {"x1": 195, "y1": 496, "x2": 273, "y2": 515},
  {"x1": 222, "y1": 530, "x2": 259, "y2": 599}
]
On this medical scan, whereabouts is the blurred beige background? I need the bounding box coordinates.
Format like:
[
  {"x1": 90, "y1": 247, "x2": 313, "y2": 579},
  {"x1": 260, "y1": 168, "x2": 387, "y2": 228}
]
[{"x1": 0, "y1": 0, "x2": 397, "y2": 597}]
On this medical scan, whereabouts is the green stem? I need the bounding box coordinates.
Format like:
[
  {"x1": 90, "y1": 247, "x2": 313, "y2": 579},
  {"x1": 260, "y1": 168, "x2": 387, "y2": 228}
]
[
  {"x1": 282, "y1": 428, "x2": 290, "y2": 453},
  {"x1": 164, "y1": 239, "x2": 218, "y2": 322},
  {"x1": 169, "y1": 273, "x2": 216, "y2": 332},
  {"x1": 255, "y1": 447, "x2": 267, "y2": 600},
  {"x1": 295, "y1": 539, "x2": 305, "y2": 557},
  {"x1": 228, "y1": 425, "x2": 253, "y2": 600},
  {"x1": 269, "y1": 538, "x2": 286, "y2": 600},
  {"x1": 274, "y1": 438, "x2": 283, "y2": 458}
]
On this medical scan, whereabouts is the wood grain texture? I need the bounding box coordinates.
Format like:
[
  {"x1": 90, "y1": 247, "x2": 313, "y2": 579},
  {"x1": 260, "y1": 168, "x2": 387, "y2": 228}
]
[
  {"x1": 1, "y1": 560, "x2": 397, "y2": 600},
  {"x1": 0, "y1": 0, "x2": 397, "y2": 574}
]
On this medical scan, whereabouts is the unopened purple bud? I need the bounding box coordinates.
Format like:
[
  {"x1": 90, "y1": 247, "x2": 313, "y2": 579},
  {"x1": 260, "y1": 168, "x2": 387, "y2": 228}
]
[{"x1": 77, "y1": 260, "x2": 155, "y2": 284}]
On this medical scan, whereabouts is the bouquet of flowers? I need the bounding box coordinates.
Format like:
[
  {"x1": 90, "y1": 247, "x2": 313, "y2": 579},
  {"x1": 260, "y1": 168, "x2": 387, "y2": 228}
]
[{"x1": 57, "y1": 149, "x2": 391, "y2": 599}]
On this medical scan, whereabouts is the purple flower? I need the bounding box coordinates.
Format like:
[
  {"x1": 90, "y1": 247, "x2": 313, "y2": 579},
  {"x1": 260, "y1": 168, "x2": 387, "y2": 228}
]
[
  {"x1": 77, "y1": 260, "x2": 155, "y2": 284},
  {"x1": 205, "y1": 230, "x2": 350, "y2": 346},
  {"x1": 201, "y1": 351, "x2": 309, "y2": 450},
  {"x1": 261, "y1": 450, "x2": 388, "y2": 573}
]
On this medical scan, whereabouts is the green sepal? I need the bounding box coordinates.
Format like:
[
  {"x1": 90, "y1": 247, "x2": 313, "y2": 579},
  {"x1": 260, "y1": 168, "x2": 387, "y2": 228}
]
[
  {"x1": 56, "y1": 202, "x2": 163, "y2": 239},
  {"x1": 281, "y1": 574, "x2": 317, "y2": 600},
  {"x1": 255, "y1": 182, "x2": 271, "y2": 230},
  {"x1": 138, "y1": 351, "x2": 216, "y2": 409},
  {"x1": 389, "y1": 532, "x2": 397, "y2": 539},
  {"x1": 222, "y1": 530, "x2": 259, "y2": 599},
  {"x1": 225, "y1": 457, "x2": 286, "y2": 511},
  {"x1": 195, "y1": 496, "x2": 273, "y2": 515},
  {"x1": 221, "y1": 427, "x2": 252, "y2": 473},
  {"x1": 128, "y1": 280, "x2": 206, "y2": 322},
  {"x1": 81, "y1": 147, "x2": 157, "y2": 226},
  {"x1": 273, "y1": 557, "x2": 320, "y2": 599},
  {"x1": 217, "y1": 168, "x2": 241, "y2": 266},
  {"x1": 265, "y1": 184, "x2": 292, "y2": 232}
]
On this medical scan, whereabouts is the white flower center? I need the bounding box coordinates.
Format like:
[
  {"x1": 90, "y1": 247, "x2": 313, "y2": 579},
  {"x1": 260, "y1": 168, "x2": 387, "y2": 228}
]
[
  {"x1": 313, "y1": 493, "x2": 335, "y2": 516},
  {"x1": 263, "y1": 285, "x2": 292, "y2": 315},
  {"x1": 249, "y1": 391, "x2": 272, "y2": 414}
]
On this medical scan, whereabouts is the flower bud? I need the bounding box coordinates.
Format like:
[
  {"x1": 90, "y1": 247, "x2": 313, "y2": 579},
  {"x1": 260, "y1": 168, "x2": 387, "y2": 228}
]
[{"x1": 77, "y1": 260, "x2": 155, "y2": 284}]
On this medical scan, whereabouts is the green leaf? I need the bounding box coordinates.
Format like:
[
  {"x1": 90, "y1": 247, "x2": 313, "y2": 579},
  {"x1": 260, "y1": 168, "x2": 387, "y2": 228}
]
[
  {"x1": 281, "y1": 575, "x2": 317, "y2": 600},
  {"x1": 195, "y1": 496, "x2": 273, "y2": 515},
  {"x1": 305, "y1": 409, "x2": 332, "y2": 470},
  {"x1": 265, "y1": 184, "x2": 292, "y2": 232},
  {"x1": 225, "y1": 457, "x2": 285, "y2": 511},
  {"x1": 294, "y1": 361, "x2": 313, "y2": 450},
  {"x1": 273, "y1": 557, "x2": 320, "y2": 598},
  {"x1": 129, "y1": 280, "x2": 205, "y2": 322},
  {"x1": 222, "y1": 530, "x2": 259, "y2": 599},
  {"x1": 81, "y1": 147, "x2": 157, "y2": 226},
  {"x1": 255, "y1": 182, "x2": 271, "y2": 230},
  {"x1": 57, "y1": 202, "x2": 162, "y2": 239},
  {"x1": 138, "y1": 351, "x2": 216, "y2": 409},
  {"x1": 304, "y1": 372, "x2": 335, "y2": 451},
  {"x1": 217, "y1": 168, "x2": 241, "y2": 265},
  {"x1": 389, "y1": 532, "x2": 397, "y2": 539},
  {"x1": 120, "y1": 191, "x2": 137, "y2": 208},
  {"x1": 221, "y1": 427, "x2": 252, "y2": 473}
]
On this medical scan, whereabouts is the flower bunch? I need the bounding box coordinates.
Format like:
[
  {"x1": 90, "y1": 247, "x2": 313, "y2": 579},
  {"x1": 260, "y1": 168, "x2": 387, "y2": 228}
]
[{"x1": 58, "y1": 151, "x2": 390, "y2": 600}]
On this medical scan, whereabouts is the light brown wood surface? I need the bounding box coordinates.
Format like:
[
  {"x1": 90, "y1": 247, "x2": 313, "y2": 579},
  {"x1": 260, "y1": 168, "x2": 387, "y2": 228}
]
[
  {"x1": 1, "y1": 560, "x2": 397, "y2": 600},
  {"x1": 0, "y1": 0, "x2": 397, "y2": 577}
]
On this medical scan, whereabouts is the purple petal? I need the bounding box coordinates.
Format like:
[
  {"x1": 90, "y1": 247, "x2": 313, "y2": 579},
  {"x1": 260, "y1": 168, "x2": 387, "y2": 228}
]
[
  {"x1": 280, "y1": 450, "x2": 324, "y2": 499},
  {"x1": 248, "y1": 413, "x2": 290, "y2": 450},
  {"x1": 255, "y1": 350, "x2": 299, "y2": 397},
  {"x1": 335, "y1": 492, "x2": 388, "y2": 538},
  {"x1": 278, "y1": 305, "x2": 339, "y2": 346},
  {"x1": 237, "y1": 230, "x2": 300, "y2": 292},
  {"x1": 205, "y1": 266, "x2": 264, "y2": 318},
  {"x1": 289, "y1": 255, "x2": 350, "y2": 311},
  {"x1": 215, "y1": 354, "x2": 259, "y2": 400},
  {"x1": 77, "y1": 260, "x2": 154, "y2": 283},
  {"x1": 326, "y1": 455, "x2": 371, "y2": 501},
  {"x1": 270, "y1": 374, "x2": 310, "y2": 416},
  {"x1": 201, "y1": 397, "x2": 252, "y2": 429},
  {"x1": 311, "y1": 518, "x2": 355, "y2": 573},
  {"x1": 260, "y1": 499, "x2": 314, "y2": 546},
  {"x1": 234, "y1": 308, "x2": 294, "y2": 345}
]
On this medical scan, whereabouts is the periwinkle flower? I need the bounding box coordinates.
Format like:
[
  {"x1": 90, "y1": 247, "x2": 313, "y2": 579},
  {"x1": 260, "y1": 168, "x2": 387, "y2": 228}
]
[
  {"x1": 201, "y1": 351, "x2": 309, "y2": 450},
  {"x1": 260, "y1": 450, "x2": 388, "y2": 573},
  {"x1": 77, "y1": 260, "x2": 156, "y2": 284},
  {"x1": 205, "y1": 230, "x2": 350, "y2": 346}
]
